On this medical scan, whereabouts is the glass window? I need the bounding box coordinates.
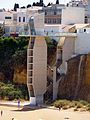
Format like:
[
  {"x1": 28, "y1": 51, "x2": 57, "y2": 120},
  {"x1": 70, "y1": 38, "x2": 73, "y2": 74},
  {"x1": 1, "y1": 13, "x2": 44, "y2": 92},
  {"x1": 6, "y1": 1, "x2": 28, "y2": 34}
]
[
  {"x1": 54, "y1": 11, "x2": 57, "y2": 15},
  {"x1": 45, "y1": 12, "x2": 47, "y2": 15},
  {"x1": 23, "y1": 17, "x2": 25, "y2": 22},
  {"x1": 19, "y1": 17, "x2": 21, "y2": 22},
  {"x1": 5, "y1": 16, "x2": 11, "y2": 19}
]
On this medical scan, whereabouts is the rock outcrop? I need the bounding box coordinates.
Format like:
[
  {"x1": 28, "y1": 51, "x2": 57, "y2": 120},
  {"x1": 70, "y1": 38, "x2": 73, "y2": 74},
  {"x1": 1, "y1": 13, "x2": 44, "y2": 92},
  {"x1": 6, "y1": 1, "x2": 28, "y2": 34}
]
[
  {"x1": 58, "y1": 53, "x2": 90, "y2": 102},
  {"x1": 13, "y1": 66, "x2": 27, "y2": 84}
]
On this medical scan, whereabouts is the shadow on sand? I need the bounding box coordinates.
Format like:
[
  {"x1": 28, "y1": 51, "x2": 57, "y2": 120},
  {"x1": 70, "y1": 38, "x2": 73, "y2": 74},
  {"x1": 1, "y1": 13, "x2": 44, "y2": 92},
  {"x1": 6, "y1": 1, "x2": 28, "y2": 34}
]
[{"x1": 11, "y1": 104, "x2": 58, "y2": 112}]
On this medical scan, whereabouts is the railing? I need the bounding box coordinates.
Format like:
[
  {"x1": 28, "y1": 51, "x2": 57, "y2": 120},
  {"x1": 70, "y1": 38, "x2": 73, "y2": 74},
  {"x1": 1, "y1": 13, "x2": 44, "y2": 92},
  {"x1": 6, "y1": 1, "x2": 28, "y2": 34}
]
[{"x1": 19, "y1": 32, "x2": 77, "y2": 37}]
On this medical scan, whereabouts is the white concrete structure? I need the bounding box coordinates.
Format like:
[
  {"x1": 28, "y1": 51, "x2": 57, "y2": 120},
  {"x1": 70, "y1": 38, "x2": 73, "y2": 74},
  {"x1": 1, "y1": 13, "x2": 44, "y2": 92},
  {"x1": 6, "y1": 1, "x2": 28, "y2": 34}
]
[
  {"x1": 85, "y1": 0, "x2": 90, "y2": 23},
  {"x1": 27, "y1": 36, "x2": 47, "y2": 105},
  {"x1": 27, "y1": 12, "x2": 47, "y2": 105},
  {"x1": 16, "y1": 7, "x2": 44, "y2": 35},
  {"x1": 62, "y1": 7, "x2": 85, "y2": 24},
  {"x1": 75, "y1": 26, "x2": 90, "y2": 54},
  {"x1": 58, "y1": 24, "x2": 90, "y2": 74}
]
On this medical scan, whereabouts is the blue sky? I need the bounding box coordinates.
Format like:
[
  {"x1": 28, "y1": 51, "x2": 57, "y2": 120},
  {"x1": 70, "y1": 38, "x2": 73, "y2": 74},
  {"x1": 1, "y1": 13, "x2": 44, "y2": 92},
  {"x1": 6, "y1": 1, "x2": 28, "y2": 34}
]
[{"x1": 0, "y1": 0, "x2": 70, "y2": 10}]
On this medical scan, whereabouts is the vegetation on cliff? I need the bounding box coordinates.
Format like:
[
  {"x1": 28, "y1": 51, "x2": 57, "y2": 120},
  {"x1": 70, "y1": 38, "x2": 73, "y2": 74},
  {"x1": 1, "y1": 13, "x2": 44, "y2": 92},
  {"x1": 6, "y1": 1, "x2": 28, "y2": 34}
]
[
  {"x1": 0, "y1": 37, "x2": 29, "y2": 83},
  {"x1": 45, "y1": 37, "x2": 57, "y2": 66},
  {"x1": 0, "y1": 37, "x2": 29, "y2": 100},
  {"x1": 0, "y1": 82, "x2": 28, "y2": 100}
]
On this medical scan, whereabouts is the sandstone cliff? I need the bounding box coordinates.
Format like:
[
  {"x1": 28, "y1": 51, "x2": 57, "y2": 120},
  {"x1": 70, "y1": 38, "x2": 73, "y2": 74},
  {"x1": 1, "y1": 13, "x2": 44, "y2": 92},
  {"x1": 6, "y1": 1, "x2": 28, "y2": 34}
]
[
  {"x1": 58, "y1": 53, "x2": 90, "y2": 102},
  {"x1": 13, "y1": 66, "x2": 27, "y2": 84}
]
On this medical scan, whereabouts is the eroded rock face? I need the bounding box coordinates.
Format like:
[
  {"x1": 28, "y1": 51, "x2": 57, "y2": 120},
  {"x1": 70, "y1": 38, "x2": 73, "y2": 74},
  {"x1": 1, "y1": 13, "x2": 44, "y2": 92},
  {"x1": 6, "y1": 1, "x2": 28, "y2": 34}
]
[
  {"x1": 58, "y1": 53, "x2": 90, "y2": 102},
  {"x1": 13, "y1": 66, "x2": 27, "y2": 84}
]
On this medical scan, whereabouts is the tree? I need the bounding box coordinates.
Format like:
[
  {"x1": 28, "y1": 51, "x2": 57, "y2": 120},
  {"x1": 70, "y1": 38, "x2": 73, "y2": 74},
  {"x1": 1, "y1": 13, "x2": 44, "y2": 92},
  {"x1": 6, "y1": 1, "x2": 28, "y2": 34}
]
[
  {"x1": 32, "y1": 0, "x2": 45, "y2": 7},
  {"x1": 47, "y1": 2, "x2": 52, "y2": 6},
  {"x1": 21, "y1": 6, "x2": 25, "y2": 9},
  {"x1": 0, "y1": 26, "x2": 4, "y2": 37},
  {"x1": 27, "y1": 4, "x2": 31, "y2": 8},
  {"x1": 14, "y1": 3, "x2": 19, "y2": 11},
  {"x1": 0, "y1": 37, "x2": 29, "y2": 83},
  {"x1": 32, "y1": 2, "x2": 36, "y2": 6},
  {"x1": 56, "y1": 0, "x2": 59, "y2": 4},
  {"x1": 40, "y1": 0, "x2": 44, "y2": 6}
]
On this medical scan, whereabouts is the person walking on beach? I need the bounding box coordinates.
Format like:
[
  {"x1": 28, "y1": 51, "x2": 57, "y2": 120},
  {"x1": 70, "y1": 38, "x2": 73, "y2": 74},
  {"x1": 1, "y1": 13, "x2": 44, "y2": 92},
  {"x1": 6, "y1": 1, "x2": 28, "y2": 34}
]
[
  {"x1": 1, "y1": 110, "x2": 3, "y2": 116},
  {"x1": 58, "y1": 105, "x2": 62, "y2": 111},
  {"x1": 18, "y1": 99, "x2": 20, "y2": 109}
]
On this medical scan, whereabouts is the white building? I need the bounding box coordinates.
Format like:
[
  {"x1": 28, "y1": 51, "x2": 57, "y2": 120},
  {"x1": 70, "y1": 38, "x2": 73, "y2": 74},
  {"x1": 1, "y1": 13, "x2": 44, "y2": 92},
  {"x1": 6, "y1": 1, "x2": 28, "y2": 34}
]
[
  {"x1": 58, "y1": 24, "x2": 90, "y2": 74},
  {"x1": 62, "y1": 7, "x2": 85, "y2": 24}
]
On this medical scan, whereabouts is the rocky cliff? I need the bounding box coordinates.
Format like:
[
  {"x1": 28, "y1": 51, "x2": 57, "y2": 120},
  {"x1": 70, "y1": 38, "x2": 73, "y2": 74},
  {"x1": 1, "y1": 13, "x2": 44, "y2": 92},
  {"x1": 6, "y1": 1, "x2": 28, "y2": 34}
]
[
  {"x1": 58, "y1": 53, "x2": 90, "y2": 102},
  {"x1": 13, "y1": 66, "x2": 27, "y2": 84}
]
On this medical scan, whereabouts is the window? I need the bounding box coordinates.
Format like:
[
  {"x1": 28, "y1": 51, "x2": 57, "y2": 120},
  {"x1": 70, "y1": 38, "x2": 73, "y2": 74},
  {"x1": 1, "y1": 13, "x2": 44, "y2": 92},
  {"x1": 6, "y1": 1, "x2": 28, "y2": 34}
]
[
  {"x1": 84, "y1": 29, "x2": 86, "y2": 32},
  {"x1": 85, "y1": 16, "x2": 88, "y2": 23},
  {"x1": 19, "y1": 17, "x2": 21, "y2": 22},
  {"x1": 23, "y1": 17, "x2": 25, "y2": 22},
  {"x1": 45, "y1": 18, "x2": 47, "y2": 23},
  {"x1": 53, "y1": 19, "x2": 56, "y2": 23},
  {"x1": 54, "y1": 11, "x2": 57, "y2": 15},
  {"x1": 5, "y1": 16, "x2": 11, "y2": 19},
  {"x1": 45, "y1": 12, "x2": 47, "y2": 15},
  {"x1": 48, "y1": 19, "x2": 51, "y2": 23}
]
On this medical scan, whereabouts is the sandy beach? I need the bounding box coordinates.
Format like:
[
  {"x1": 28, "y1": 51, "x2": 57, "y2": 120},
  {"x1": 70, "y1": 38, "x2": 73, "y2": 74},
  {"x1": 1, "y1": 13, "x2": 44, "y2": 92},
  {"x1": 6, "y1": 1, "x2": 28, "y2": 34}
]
[{"x1": 0, "y1": 103, "x2": 90, "y2": 120}]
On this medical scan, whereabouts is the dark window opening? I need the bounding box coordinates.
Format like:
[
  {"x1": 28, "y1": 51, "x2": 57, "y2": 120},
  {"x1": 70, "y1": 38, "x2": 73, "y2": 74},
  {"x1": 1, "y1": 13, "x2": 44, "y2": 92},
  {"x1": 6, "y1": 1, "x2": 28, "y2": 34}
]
[
  {"x1": 19, "y1": 17, "x2": 21, "y2": 22},
  {"x1": 23, "y1": 17, "x2": 25, "y2": 22},
  {"x1": 5, "y1": 16, "x2": 12, "y2": 19}
]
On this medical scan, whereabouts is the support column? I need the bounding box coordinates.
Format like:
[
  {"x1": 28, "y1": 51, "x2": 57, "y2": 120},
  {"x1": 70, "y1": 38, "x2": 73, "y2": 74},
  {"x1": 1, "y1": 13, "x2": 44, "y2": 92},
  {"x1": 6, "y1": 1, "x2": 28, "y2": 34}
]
[{"x1": 53, "y1": 66, "x2": 58, "y2": 100}]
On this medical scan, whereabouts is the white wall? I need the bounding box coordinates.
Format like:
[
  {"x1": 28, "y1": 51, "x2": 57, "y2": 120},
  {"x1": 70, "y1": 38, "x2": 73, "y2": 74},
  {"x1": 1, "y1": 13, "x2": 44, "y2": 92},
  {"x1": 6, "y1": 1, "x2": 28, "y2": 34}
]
[
  {"x1": 34, "y1": 13, "x2": 44, "y2": 35},
  {"x1": 75, "y1": 33, "x2": 90, "y2": 54},
  {"x1": 62, "y1": 7, "x2": 85, "y2": 24},
  {"x1": 60, "y1": 37, "x2": 75, "y2": 74},
  {"x1": 44, "y1": 25, "x2": 63, "y2": 35},
  {"x1": 0, "y1": 12, "x2": 5, "y2": 21},
  {"x1": 17, "y1": 11, "x2": 27, "y2": 23}
]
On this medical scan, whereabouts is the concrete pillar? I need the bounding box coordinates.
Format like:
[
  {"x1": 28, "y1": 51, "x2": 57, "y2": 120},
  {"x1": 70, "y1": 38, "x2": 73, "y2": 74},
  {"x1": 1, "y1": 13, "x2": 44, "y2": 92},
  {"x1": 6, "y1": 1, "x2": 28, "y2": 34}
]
[
  {"x1": 53, "y1": 66, "x2": 58, "y2": 100},
  {"x1": 30, "y1": 97, "x2": 36, "y2": 105}
]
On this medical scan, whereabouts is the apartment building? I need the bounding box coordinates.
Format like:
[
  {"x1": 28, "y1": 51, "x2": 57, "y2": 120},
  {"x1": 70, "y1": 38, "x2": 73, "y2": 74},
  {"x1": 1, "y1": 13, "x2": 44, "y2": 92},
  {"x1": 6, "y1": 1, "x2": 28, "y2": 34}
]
[
  {"x1": 67, "y1": 0, "x2": 90, "y2": 23},
  {"x1": 42, "y1": 4, "x2": 65, "y2": 24}
]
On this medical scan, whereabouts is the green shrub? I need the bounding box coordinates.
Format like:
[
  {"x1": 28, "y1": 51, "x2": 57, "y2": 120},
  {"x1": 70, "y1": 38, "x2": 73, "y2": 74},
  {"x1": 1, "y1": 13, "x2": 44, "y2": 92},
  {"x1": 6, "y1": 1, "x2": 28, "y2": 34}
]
[
  {"x1": 79, "y1": 100, "x2": 89, "y2": 106},
  {"x1": 53, "y1": 99, "x2": 90, "y2": 111},
  {"x1": 86, "y1": 104, "x2": 90, "y2": 111},
  {"x1": 0, "y1": 82, "x2": 25, "y2": 100},
  {"x1": 54, "y1": 99, "x2": 70, "y2": 108},
  {"x1": 8, "y1": 90, "x2": 22, "y2": 100}
]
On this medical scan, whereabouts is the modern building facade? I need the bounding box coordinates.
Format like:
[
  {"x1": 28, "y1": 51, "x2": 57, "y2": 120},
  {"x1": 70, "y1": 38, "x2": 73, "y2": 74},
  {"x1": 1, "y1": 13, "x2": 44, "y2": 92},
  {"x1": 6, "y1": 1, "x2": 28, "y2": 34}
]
[
  {"x1": 62, "y1": 7, "x2": 85, "y2": 24},
  {"x1": 42, "y1": 4, "x2": 65, "y2": 24},
  {"x1": 67, "y1": 0, "x2": 90, "y2": 23}
]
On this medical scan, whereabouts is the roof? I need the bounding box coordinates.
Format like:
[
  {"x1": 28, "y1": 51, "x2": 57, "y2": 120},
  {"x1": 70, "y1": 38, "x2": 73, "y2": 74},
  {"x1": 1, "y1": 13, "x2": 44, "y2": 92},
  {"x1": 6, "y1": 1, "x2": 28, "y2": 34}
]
[{"x1": 74, "y1": 24, "x2": 90, "y2": 29}]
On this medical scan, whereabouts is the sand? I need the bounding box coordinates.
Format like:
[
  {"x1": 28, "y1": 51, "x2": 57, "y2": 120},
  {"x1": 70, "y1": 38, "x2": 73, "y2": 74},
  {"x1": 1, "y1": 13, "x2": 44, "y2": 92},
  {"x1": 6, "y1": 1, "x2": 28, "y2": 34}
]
[{"x1": 0, "y1": 105, "x2": 90, "y2": 120}]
